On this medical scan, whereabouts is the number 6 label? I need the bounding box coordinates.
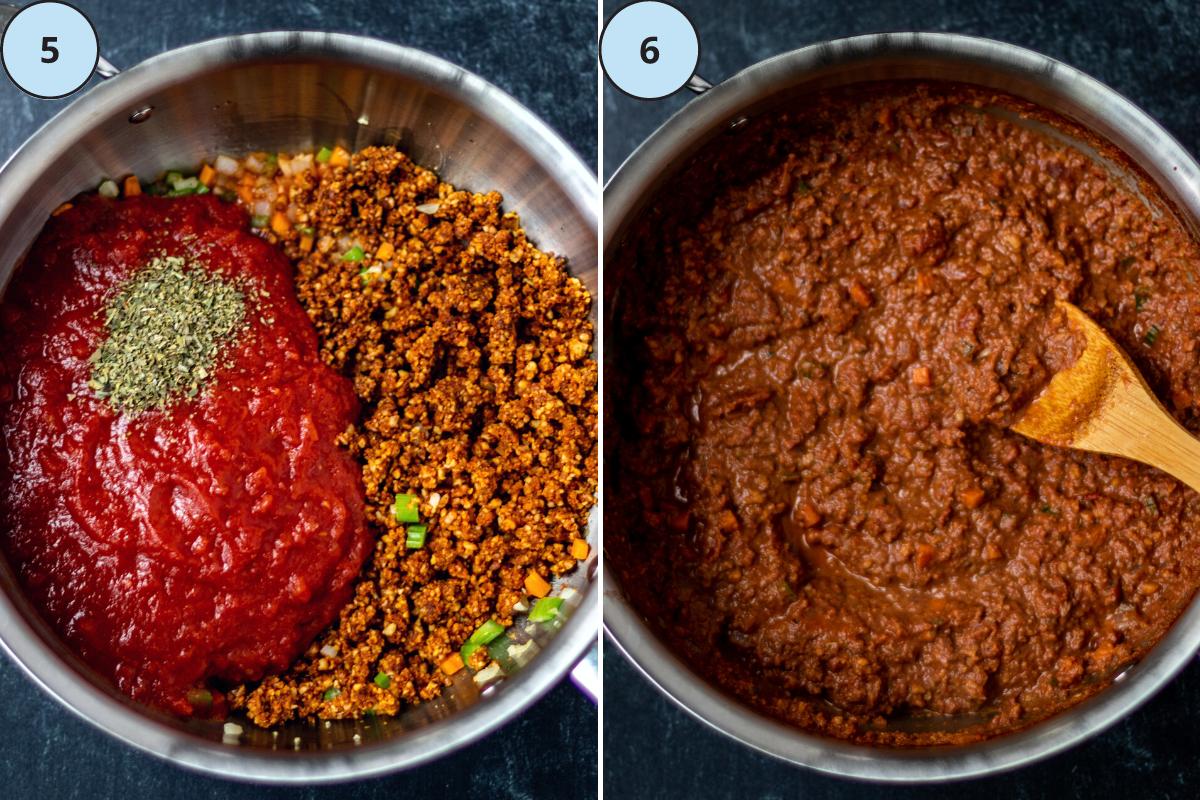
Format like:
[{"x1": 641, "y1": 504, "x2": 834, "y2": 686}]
[
  {"x1": 2, "y1": 1, "x2": 98, "y2": 99},
  {"x1": 601, "y1": 2, "x2": 699, "y2": 100}
]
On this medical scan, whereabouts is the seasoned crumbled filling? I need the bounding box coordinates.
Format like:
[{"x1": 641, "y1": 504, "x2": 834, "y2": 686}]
[{"x1": 225, "y1": 147, "x2": 597, "y2": 725}]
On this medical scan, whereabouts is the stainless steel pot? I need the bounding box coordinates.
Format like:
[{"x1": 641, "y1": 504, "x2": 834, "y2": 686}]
[
  {"x1": 0, "y1": 29, "x2": 598, "y2": 783},
  {"x1": 604, "y1": 31, "x2": 1200, "y2": 782}
]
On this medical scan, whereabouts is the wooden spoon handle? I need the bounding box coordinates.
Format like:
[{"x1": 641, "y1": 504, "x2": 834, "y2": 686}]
[
  {"x1": 1121, "y1": 408, "x2": 1200, "y2": 494},
  {"x1": 1079, "y1": 372, "x2": 1200, "y2": 494}
]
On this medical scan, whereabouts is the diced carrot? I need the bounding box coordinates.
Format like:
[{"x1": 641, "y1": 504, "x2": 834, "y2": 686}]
[
  {"x1": 440, "y1": 653, "x2": 464, "y2": 675},
  {"x1": 570, "y1": 538, "x2": 590, "y2": 560},
  {"x1": 270, "y1": 211, "x2": 290, "y2": 236},
  {"x1": 912, "y1": 366, "x2": 932, "y2": 387},
  {"x1": 123, "y1": 175, "x2": 141, "y2": 196},
  {"x1": 329, "y1": 146, "x2": 352, "y2": 167},
  {"x1": 51, "y1": 202, "x2": 73, "y2": 216},
  {"x1": 239, "y1": 172, "x2": 255, "y2": 187},
  {"x1": 237, "y1": 185, "x2": 254, "y2": 204},
  {"x1": 375, "y1": 241, "x2": 395, "y2": 261},
  {"x1": 961, "y1": 487, "x2": 986, "y2": 509},
  {"x1": 198, "y1": 164, "x2": 216, "y2": 187},
  {"x1": 299, "y1": 234, "x2": 314, "y2": 253},
  {"x1": 799, "y1": 503, "x2": 821, "y2": 527},
  {"x1": 916, "y1": 543, "x2": 936, "y2": 569},
  {"x1": 525, "y1": 571, "x2": 551, "y2": 598},
  {"x1": 915, "y1": 271, "x2": 935, "y2": 294},
  {"x1": 848, "y1": 280, "x2": 872, "y2": 308},
  {"x1": 716, "y1": 509, "x2": 739, "y2": 533}
]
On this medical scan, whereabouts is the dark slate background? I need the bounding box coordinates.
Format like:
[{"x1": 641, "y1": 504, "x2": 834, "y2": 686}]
[
  {"x1": 603, "y1": 1, "x2": 1200, "y2": 798},
  {"x1": 0, "y1": 1, "x2": 597, "y2": 798}
]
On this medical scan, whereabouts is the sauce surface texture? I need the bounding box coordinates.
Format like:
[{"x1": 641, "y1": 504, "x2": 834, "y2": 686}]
[
  {"x1": 608, "y1": 83, "x2": 1200, "y2": 744},
  {"x1": 0, "y1": 195, "x2": 371, "y2": 714}
]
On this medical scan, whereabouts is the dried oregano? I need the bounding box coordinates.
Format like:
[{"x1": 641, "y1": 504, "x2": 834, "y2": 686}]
[{"x1": 87, "y1": 255, "x2": 246, "y2": 413}]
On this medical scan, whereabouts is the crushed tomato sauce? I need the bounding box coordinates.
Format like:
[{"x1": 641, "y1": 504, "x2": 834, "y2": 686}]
[
  {"x1": 608, "y1": 82, "x2": 1200, "y2": 744},
  {"x1": 0, "y1": 195, "x2": 371, "y2": 715}
]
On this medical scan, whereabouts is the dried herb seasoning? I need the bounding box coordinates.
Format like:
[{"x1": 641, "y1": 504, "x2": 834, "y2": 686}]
[{"x1": 87, "y1": 255, "x2": 247, "y2": 413}]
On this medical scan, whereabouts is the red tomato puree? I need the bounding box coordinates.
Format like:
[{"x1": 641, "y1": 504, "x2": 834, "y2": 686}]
[{"x1": 0, "y1": 195, "x2": 371, "y2": 715}]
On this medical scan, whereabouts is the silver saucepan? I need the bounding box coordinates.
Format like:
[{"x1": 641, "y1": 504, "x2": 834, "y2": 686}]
[
  {"x1": 604, "y1": 31, "x2": 1200, "y2": 782},
  {"x1": 0, "y1": 22, "x2": 598, "y2": 784}
]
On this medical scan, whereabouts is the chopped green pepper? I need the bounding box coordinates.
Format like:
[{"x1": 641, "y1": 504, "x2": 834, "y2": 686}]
[
  {"x1": 487, "y1": 634, "x2": 519, "y2": 672},
  {"x1": 316, "y1": 146, "x2": 334, "y2": 164},
  {"x1": 461, "y1": 619, "x2": 505, "y2": 664},
  {"x1": 186, "y1": 687, "x2": 213, "y2": 707},
  {"x1": 461, "y1": 641, "x2": 483, "y2": 662},
  {"x1": 323, "y1": 686, "x2": 341, "y2": 701},
  {"x1": 250, "y1": 214, "x2": 269, "y2": 228},
  {"x1": 392, "y1": 493, "x2": 420, "y2": 523},
  {"x1": 167, "y1": 176, "x2": 201, "y2": 196},
  {"x1": 468, "y1": 620, "x2": 505, "y2": 644},
  {"x1": 341, "y1": 245, "x2": 365, "y2": 262},
  {"x1": 529, "y1": 597, "x2": 564, "y2": 623},
  {"x1": 1144, "y1": 324, "x2": 1161, "y2": 346},
  {"x1": 405, "y1": 524, "x2": 427, "y2": 549},
  {"x1": 296, "y1": 225, "x2": 315, "y2": 236},
  {"x1": 373, "y1": 671, "x2": 391, "y2": 689},
  {"x1": 1135, "y1": 287, "x2": 1150, "y2": 311}
]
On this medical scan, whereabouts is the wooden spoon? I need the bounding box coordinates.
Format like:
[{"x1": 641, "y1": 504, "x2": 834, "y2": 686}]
[{"x1": 1010, "y1": 300, "x2": 1200, "y2": 493}]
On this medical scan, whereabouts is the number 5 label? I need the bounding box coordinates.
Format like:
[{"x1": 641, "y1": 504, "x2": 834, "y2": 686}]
[
  {"x1": 601, "y1": 2, "x2": 699, "y2": 100},
  {"x1": 2, "y1": 1, "x2": 98, "y2": 99}
]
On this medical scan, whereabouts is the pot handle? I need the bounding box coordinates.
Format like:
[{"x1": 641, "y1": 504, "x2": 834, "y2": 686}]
[
  {"x1": 685, "y1": 74, "x2": 714, "y2": 94},
  {"x1": 569, "y1": 642, "x2": 599, "y2": 704},
  {"x1": 0, "y1": 3, "x2": 120, "y2": 79}
]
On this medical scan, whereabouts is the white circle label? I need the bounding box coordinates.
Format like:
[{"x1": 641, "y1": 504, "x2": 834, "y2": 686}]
[
  {"x1": 2, "y1": 1, "x2": 98, "y2": 99},
  {"x1": 601, "y1": 1, "x2": 699, "y2": 100}
]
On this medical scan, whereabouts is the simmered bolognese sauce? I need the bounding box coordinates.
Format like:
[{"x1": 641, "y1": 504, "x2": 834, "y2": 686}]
[{"x1": 607, "y1": 83, "x2": 1200, "y2": 744}]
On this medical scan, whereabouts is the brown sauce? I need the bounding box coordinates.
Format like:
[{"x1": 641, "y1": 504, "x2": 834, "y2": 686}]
[{"x1": 607, "y1": 82, "x2": 1200, "y2": 745}]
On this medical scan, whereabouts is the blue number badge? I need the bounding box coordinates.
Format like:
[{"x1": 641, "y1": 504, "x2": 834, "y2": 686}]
[
  {"x1": 2, "y1": 1, "x2": 99, "y2": 99},
  {"x1": 601, "y1": 2, "x2": 700, "y2": 100}
]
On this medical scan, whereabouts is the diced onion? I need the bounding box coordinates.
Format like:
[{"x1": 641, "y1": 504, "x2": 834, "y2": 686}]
[
  {"x1": 415, "y1": 203, "x2": 440, "y2": 214},
  {"x1": 320, "y1": 644, "x2": 338, "y2": 658},
  {"x1": 291, "y1": 154, "x2": 314, "y2": 174},
  {"x1": 472, "y1": 663, "x2": 502, "y2": 687},
  {"x1": 215, "y1": 155, "x2": 239, "y2": 175}
]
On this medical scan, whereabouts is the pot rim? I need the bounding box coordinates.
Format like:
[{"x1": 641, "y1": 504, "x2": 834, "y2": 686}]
[
  {"x1": 603, "y1": 30, "x2": 1200, "y2": 783},
  {"x1": 0, "y1": 30, "x2": 598, "y2": 784}
]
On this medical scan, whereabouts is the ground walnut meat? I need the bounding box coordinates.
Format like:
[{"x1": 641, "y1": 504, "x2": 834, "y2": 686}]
[
  {"x1": 227, "y1": 146, "x2": 597, "y2": 726},
  {"x1": 608, "y1": 83, "x2": 1200, "y2": 745}
]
